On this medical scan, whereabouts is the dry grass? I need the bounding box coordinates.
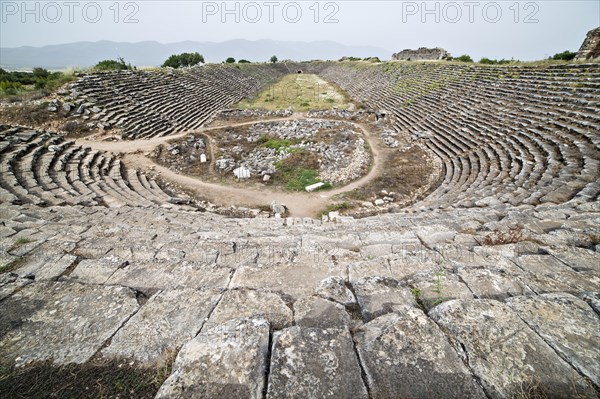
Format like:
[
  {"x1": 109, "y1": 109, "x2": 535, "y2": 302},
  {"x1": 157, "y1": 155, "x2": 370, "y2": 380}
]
[
  {"x1": 236, "y1": 73, "x2": 353, "y2": 111},
  {"x1": 0, "y1": 350, "x2": 178, "y2": 399}
]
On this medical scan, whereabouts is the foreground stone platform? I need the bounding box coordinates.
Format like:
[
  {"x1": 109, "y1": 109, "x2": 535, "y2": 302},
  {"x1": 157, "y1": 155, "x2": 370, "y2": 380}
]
[{"x1": 0, "y1": 202, "x2": 599, "y2": 398}]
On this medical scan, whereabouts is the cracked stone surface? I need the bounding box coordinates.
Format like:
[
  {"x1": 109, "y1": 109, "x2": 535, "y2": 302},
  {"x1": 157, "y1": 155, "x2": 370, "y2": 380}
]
[
  {"x1": 547, "y1": 247, "x2": 600, "y2": 272},
  {"x1": 315, "y1": 276, "x2": 356, "y2": 307},
  {"x1": 13, "y1": 253, "x2": 77, "y2": 281},
  {"x1": 1, "y1": 200, "x2": 599, "y2": 397},
  {"x1": 351, "y1": 276, "x2": 417, "y2": 321},
  {"x1": 455, "y1": 260, "x2": 534, "y2": 300},
  {"x1": 429, "y1": 299, "x2": 597, "y2": 399},
  {"x1": 514, "y1": 255, "x2": 600, "y2": 294},
  {"x1": 70, "y1": 256, "x2": 129, "y2": 284},
  {"x1": 230, "y1": 256, "x2": 345, "y2": 299},
  {"x1": 106, "y1": 260, "x2": 232, "y2": 291},
  {"x1": 156, "y1": 318, "x2": 270, "y2": 399},
  {"x1": 293, "y1": 296, "x2": 353, "y2": 329},
  {"x1": 101, "y1": 288, "x2": 222, "y2": 365},
  {"x1": 267, "y1": 326, "x2": 368, "y2": 399},
  {"x1": 354, "y1": 306, "x2": 486, "y2": 398},
  {"x1": 578, "y1": 292, "x2": 600, "y2": 314},
  {"x1": 506, "y1": 293, "x2": 600, "y2": 387},
  {"x1": 208, "y1": 289, "x2": 293, "y2": 330},
  {"x1": 0, "y1": 281, "x2": 138, "y2": 366},
  {"x1": 408, "y1": 268, "x2": 473, "y2": 310}
]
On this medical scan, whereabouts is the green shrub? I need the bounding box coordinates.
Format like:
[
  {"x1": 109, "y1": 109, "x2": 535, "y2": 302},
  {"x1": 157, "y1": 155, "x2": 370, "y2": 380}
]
[
  {"x1": 225, "y1": 57, "x2": 236, "y2": 64},
  {"x1": 551, "y1": 50, "x2": 577, "y2": 61},
  {"x1": 454, "y1": 54, "x2": 473, "y2": 63},
  {"x1": 480, "y1": 57, "x2": 513, "y2": 65},
  {"x1": 94, "y1": 57, "x2": 132, "y2": 71},
  {"x1": 0, "y1": 81, "x2": 23, "y2": 95},
  {"x1": 162, "y1": 52, "x2": 204, "y2": 68},
  {"x1": 238, "y1": 59, "x2": 251, "y2": 63},
  {"x1": 32, "y1": 67, "x2": 49, "y2": 79}
]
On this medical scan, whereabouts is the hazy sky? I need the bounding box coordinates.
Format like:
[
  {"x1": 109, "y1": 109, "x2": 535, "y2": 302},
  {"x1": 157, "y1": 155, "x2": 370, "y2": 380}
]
[{"x1": 1, "y1": 0, "x2": 598, "y2": 60}]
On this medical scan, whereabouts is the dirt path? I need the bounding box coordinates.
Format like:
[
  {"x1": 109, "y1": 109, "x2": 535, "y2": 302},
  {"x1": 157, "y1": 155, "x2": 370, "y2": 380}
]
[{"x1": 76, "y1": 115, "x2": 386, "y2": 217}]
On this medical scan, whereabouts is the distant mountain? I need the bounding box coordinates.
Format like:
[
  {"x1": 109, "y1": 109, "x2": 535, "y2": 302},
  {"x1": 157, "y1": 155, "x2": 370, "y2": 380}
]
[{"x1": 0, "y1": 39, "x2": 390, "y2": 70}]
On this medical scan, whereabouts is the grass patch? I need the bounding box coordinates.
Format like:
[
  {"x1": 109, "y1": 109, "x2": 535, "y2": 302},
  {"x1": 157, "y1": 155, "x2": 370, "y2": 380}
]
[
  {"x1": 12, "y1": 237, "x2": 35, "y2": 247},
  {"x1": 236, "y1": 73, "x2": 352, "y2": 111},
  {"x1": 272, "y1": 151, "x2": 321, "y2": 191},
  {"x1": 0, "y1": 257, "x2": 26, "y2": 274},
  {"x1": 260, "y1": 137, "x2": 293, "y2": 151},
  {"x1": 0, "y1": 355, "x2": 175, "y2": 399},
  {"x1": 282, "y1": 168, "x2": 321, "y2": 191},
  {"x1": 320, "y1": 202, "x2": 352, "y2": 216}
]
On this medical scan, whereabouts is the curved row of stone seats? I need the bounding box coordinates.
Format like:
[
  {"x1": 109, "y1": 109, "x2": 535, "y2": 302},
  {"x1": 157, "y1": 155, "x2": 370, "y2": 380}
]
[
  {"x1": 313, "y1": 62, "x2": 600, "y2": 210},
  {"x1": 0, "y1": 126, "x2": 186, "y2": 209},
  {"x1": 69, "y1": 64, "x2": 291, "y2": 139},
  {"x1": 1, "y1": 199, "x2": 599, "y2": 397}
]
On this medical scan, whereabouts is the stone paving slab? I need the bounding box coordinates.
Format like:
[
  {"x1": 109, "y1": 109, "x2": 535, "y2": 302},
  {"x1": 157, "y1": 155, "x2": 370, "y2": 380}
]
[
  {"x1": 156, "y1": 318, "x2": 270, "y2": 399},
  {"x1": 208, "y1": 289, "x2": 293, "y2": 330},
  {"x1": 69, "y1": 256, "x2": 129, "y2": 284},
  {"x1": 548, "y1": 247, "x2": 600, "y2": 272},
  {"x1": 506, "y1": 293, "x2": 600, "y2": 387},
  {"x1": 0, "y1": 281, "x2": 138, "y2": 366},
  {"x1": 101, "y1": 288, "x2": 222, "y2": 365},
  {"x1": 351, "y1": 276, "x2": 417, "y2": 321},
  {"x1": 456, "y1": 259, "x2": 534, "y2": 300},
  {"x1": 267, "y1": 326, "x2": 368, "y2": 399},
  {"x1": 354, "y1": 305, "x2": 486, "y2": 399},
  {"x1": 315, "y1": 276, "x2": 356, "y2": 307},
  {"x1": 105, "y1": 260, "x2": 232, "y2": 291},
  {"x1": 514, "y1": 255, "x2": 600, "y2": 294},
  {"x1": 230, "y1": 256, "x2": 344, "y2": 299},
  {"x1": 429, "y1": 299, "x2": 597, "y2": 399},
  {"x1": 293, "y1": 296, "x2": 352, "y2": 329},
  {"x1": 409, "y1": 268, "x2": 474, "y2": 309},
  {"x1": 18, "y1": 252, "x2": 80, "y2": 282}
]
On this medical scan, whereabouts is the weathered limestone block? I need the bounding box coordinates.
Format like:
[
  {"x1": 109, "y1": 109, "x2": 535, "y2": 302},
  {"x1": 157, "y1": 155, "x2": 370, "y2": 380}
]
[
  {"x1": 409, "y1": 268, "x2": 473, "y2": 309},
  {"x1": 514, "y1": 255, "x2": 600, "y2": 294},
  {"x1": 70, "y1": 256, "x2": 129, "y2": 284},
  {"x1": 208, "y1": 289, "x2": 293, "y2": 330},
  {"x1": 0, "y1": 281, "x2": 138, "y2": 366},
  {"x1": 506, "y1": 293, "x2": 600, "y2": 387},
  {"x1": 429, "y1": 299, "x2": 597, "y2": 398},
  {"x1": 456, "y1": 259, "x2": 534, "y2": 300},
  {"x1": 354, "y1": 306, "x2": 486, "y2": 398},
  {"x1": 315, "y1": 276, "x2": 356, "y2": 307},
  {"x1": 13, "y1": 253, "x2": 77, "y2": 280},
  {"x1": 231, "y1": 256, "x2": 344, "y2": 299},
  {"x1": 547, "y1": 246, "x2": 600, "y2": 272},
  {"x1": 415, "y1": 224, "x2": 457, "y2": 249},
  {"x1": 102, "y1": 288, "x2": 221, "y2": 364},
  {"x1": 294, "y1": 296, "x2": 352, "y2": 329},
  {"x1": 578, "y1": 292, "x2": 600, "y2": 314},
  {"x1": 351, "y1": 276, "x2": 416, "y2": 321},
  {"x1": 156, "y1": 318, "x2": 270, "y2": 399},
  {"x1": 267, "y1": 326, "x2": 368, "y2": 398},
  {"x1": 106, "y1": 260, "x2": 232, "y2": 291}
]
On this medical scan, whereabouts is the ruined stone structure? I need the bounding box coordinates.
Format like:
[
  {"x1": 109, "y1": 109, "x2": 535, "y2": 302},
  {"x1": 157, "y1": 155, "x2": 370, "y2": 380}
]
[
  {"x1": 392, "y1": 47, "x2": 450, "y2": 61},
  {"x1": 577, "y1": 26, "x2": 600, "y2": 60}
]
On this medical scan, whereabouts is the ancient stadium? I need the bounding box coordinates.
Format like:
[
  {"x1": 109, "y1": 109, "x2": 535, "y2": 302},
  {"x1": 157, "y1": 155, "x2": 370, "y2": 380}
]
[{"x1": 1, "y1": 27, "x2": 600, "y2": 399}]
